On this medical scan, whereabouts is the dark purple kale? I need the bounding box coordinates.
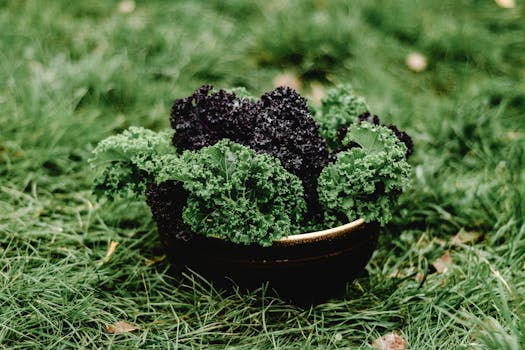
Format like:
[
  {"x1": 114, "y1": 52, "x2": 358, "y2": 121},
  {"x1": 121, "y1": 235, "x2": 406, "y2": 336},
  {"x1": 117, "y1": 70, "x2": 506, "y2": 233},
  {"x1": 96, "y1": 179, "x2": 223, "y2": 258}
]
[
  {"x1": 336, "y1": 124, "x2": 349, "y2": 143},
  {"x1": 145, "y1": 181, "x2": 194, "y2": 242},
  {"x1": 169, "y1": 85, "x2": 331, "y2": 216},
  {"x1": 170, "y1": 85, "x2": 256, "y2": 151},
  {"x1": 357, "y1": 111, "x2": 380, "y2": 125},
  {"x1": 249, "y1": 87, "x2": 330, "y2": 214}
]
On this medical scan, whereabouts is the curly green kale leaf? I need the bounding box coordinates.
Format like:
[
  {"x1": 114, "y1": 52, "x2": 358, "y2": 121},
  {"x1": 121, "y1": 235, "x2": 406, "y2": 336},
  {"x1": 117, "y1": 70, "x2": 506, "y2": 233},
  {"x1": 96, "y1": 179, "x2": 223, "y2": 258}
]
[
  {"x1": 318, "y1": 123, "x2": 411, "y2": 226},
  {"x1": 314, "y1": 84, "x2": 369, "y2": 150},
  {"x1": 225, "y1": 87, "x2": 257, "y2": 101},
  {"x1": 165, "y1": 140, "x2": 306, "y2": 246},
  {"x1": 92, "y1": 163, "x2": 148, "y2": 200},
  {"x1": 89, "y1": 127, "x2": 175, "y2": 199}
]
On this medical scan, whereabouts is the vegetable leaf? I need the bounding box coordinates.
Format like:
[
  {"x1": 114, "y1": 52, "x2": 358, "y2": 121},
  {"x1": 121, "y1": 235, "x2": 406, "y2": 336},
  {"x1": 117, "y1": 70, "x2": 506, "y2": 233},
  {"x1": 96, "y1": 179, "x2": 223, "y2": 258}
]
[
  {"x1": 89, "y1": 127, "x2": 175, "y2": 199},
  {"x1": 173, "y1": 140, "x2": 307, "y2": 246},
  {"x1": 314, "y1": 84, "x2": 369, "y2": 150},
  {"x1": 318, "y1": 123, "x2": 411, "y2": 226}
]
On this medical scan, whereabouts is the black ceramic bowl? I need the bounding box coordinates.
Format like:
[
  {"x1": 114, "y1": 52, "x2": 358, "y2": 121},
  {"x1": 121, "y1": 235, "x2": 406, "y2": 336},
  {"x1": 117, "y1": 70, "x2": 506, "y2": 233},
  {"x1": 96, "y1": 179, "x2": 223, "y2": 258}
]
[{"x1": 159, "y1": 218, "x2": 379, "y2": 304}]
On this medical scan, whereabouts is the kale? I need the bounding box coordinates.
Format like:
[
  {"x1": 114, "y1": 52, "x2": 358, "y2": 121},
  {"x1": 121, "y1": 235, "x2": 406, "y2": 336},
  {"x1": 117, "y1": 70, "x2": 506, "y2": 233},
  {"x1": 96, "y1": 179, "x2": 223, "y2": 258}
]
[
  {"x1": 226, "y1": 87, "x2": 257, "y2": 101},
  {"x1": 160, "y1": 140, "x2": 306, "y2": 246},
  {"x1": 357, "y1": 111, "x2": 414, "y2": 158},
  {"x1": 318, "y1": 123, "x2": 411, "y2": 226},
  {"x1": 357, "y1": 111, "x2": 380, "y2": 125},
  {"x1": 89, "y1": 126, "x2": 175, "y2": 199},
  {"x1": 387, "y1": 124, "x2": 414, "y2": 158},
  {"x1": 146, "y1": 181, "x2": 194, "y2": 242},
  {"x1": 170, "y1": 85, "x2": 256, "y2": 151},
  {"x1": 91, "y1": 84, "x2": 415, "y2": 246},
  {"x1": 89, "y1": 127, "x2": 195, "y2": 241},
  {"x1": 93, "y1": 163, "x2": 149, "y2": 200},
  {"x1": 314, "y1": 84, "x2": 369, "y2": 150},
  {"x1": 249, "y1": 86, "x2": 330, "y2": 215},
  {"x1": 91, "y1": 128, "x2": 306, "y2": 246},
  {"x1": 170, "y1": 85, "x2": 330, "y2": 216},
  {"x1": 315, "y1": 85, "x2": 414, "y2": 160}
]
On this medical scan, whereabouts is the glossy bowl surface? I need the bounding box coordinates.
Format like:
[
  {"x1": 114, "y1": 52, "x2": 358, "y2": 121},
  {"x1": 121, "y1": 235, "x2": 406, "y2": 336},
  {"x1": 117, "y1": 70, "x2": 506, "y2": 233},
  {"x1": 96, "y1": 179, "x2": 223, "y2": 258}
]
[{"x1": 159, "y1": 219, "x2": 379, "y2": 304}]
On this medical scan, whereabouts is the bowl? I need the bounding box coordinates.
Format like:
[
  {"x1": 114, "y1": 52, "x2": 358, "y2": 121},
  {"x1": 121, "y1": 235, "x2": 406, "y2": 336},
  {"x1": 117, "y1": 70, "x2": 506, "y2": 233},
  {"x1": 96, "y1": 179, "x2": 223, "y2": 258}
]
[{"x1": 159, "y1": 218, "x2": 379, "y2": 304}]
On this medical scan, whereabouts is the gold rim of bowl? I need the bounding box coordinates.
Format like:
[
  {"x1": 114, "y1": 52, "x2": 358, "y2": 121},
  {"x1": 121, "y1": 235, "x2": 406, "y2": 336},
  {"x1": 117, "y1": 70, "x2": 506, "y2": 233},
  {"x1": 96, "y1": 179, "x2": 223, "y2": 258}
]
[{"x1": 275, "y1": 218, "x2": 366, "y2": 245}]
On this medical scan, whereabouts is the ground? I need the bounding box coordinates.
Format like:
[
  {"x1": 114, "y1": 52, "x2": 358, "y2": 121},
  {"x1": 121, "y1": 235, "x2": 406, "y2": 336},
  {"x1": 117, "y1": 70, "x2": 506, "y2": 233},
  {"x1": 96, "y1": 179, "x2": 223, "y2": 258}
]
[{"x1": 1, "y1": 0, "x2": 525, "y2": 349}]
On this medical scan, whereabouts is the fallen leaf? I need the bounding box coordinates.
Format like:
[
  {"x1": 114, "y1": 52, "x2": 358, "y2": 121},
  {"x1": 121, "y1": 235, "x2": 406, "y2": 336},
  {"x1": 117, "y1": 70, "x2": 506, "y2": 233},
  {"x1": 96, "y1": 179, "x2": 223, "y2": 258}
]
[
  {"x1": 273, "y1": 72, "x2": 302, "y2": 91},
  {"x1": 118, "y1": 0, "x2": 136, "y2": 14},
  {"x1": 451, "y1": 230, "x2": 482, "y2": 245},
  {"x1": 495, "y1": 0, "x2": 515, "y2": 8},
  {"x1": 98, "y1": 241, "x2": 119, "y2": 265},
  {"x1": 432, "y1": 250, "x2": 453, "y2": 274},
  {"x1": 389, "y1": 267, "x2": 419, "y2": 279},
  {"x1": 309, "y1": 82, "x2": 325, "y2": 106},
  {"x1": 506, "y1": 131, "x2": 521, "y2": 141},
  {"x1": 14, "y1": 149, "x2": 24, "y2": 159},
  {"x1": 389, "y1": 268, "x2": 403, "y2": 278},
  {"x1": 406, "y1": 52, "x2": 428, "y2": 72},
  {"x1": 415, "y1": 233, "x2": 427, "y2": 246},
  {"x1": 372, "y1": 333, "x2": 407, "y2": 350},
  {"x1": 415, "y1": 272, "x2": 425, "y2": 283},
  {"x1": 107, "y1": 321, "x2": 141, "y2": 334},
  {"x1": 353, "y1": 280, "x2": 364, "y2": 293},
  {"x1": 432, "y1": 237, "x2": 447, "y2": 245},
  {"x1": 145, "y1": 254, "x2": 166, "y2": 266}
]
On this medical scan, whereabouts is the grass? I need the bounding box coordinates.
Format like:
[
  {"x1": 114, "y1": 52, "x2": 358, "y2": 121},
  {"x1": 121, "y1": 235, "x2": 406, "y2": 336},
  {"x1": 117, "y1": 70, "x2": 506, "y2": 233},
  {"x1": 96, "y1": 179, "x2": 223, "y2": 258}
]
[{"x1": 1, "y1": 0, "x2": 525, "y2": 348}]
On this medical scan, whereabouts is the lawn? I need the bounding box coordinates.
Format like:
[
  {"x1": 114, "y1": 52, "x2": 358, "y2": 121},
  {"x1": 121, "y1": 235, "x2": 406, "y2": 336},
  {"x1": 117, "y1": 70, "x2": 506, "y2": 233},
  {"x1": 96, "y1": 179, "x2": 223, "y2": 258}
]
[{"x1": 1, "y1": 0, "x2": 525, "y2": 348}]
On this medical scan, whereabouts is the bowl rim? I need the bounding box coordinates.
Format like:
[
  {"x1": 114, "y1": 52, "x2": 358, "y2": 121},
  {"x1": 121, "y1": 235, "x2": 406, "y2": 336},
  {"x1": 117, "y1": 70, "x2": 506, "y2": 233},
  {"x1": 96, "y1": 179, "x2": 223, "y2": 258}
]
[{"x1": 275, "y1": 218, "x2": 366, "y2": 245}]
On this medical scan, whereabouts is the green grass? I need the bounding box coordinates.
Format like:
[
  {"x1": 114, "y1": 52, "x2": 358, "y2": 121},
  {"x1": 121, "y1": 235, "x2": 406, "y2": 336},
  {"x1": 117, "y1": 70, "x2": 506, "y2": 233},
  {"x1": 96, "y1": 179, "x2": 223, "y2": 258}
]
[{"x1": 1, "y1": 0, "x2": 525, "y2": 348}]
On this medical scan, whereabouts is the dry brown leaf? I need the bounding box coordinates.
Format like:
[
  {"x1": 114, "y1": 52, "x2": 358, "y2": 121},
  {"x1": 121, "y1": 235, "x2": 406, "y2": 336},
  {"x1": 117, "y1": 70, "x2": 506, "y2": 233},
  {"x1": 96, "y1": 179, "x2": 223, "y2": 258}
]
[
  {"x1": 389, "y1": 268, "x2": 403, "y2": 278},
  {"x1": 273, "y1": 72, "x2": 302, "y2": 91},
  {"x1": 495, "y1": 0, "x2": 515, "y2": 8},
  {"x1": 415, "y1": 272, "x2": 425, "y2": 283},
  {"x1": 415, "y1": 233, "x2": 427, "y2": 246},
  {"x1": 432, "y1": 250, "x2": 453, "y2": 274},
  {"x1": 118, "y1": 0, "x2": 136, "y2": 14},
  {"x1": 98, "y1": 241, "x2": 119, "y2": 265},
  {"x1": 406, "y1": 52, "x2": 428, "y2": 72},
  {"x1": 145, "y1": 254, "x2": 166, "y2": 266},
  {"x1": 372, "y1": 332, "x2": 407, "y2": 350},
  {"x1": 506, "y1": 131, "x2": 521, "y2": 141},
  {"x1": 432, "y1": 237, "x2": 447, "y2": 246},
  {"x1": 309, "y1": 82, "x2": 325, "y2": 106},
  {"x1": 14, "y1": 149, "x2": 24, "y2": 159},
  {"x1": 451, "y1": 230, "x2": 482, "y2": 245},
  {"x1": 107, "y1": 321, "x2": 141, "y2": 334}
]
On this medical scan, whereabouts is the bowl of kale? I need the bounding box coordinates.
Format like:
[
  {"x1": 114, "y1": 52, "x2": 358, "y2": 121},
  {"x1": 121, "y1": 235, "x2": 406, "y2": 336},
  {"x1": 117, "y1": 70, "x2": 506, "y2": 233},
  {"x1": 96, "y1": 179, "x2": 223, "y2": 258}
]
[{"x1": 90, "y1": 84, "x2": 413, "y2": 302}]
